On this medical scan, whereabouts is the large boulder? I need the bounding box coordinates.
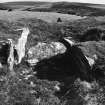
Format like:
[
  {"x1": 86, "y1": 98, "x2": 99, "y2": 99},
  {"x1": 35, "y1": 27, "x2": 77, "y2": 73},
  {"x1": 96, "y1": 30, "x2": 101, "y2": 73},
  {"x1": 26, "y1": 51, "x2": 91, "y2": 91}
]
[{"x1": 27, "y1": 42, "x2": 66, "y2": 66}]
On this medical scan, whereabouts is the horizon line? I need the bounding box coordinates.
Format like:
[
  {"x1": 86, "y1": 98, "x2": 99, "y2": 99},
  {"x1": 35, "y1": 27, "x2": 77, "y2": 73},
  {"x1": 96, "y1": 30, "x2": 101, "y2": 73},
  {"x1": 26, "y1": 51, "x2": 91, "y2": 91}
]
[{"x1": 2, "y1": 0, "x2": 105, "y2": 5}]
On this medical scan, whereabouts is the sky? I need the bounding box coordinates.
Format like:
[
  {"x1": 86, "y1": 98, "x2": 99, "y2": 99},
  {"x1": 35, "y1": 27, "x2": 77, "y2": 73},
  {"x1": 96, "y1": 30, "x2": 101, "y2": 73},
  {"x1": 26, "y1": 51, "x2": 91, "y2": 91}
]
[{"x1": 0, "y1": 0, "x2": 105, "y2": 4}]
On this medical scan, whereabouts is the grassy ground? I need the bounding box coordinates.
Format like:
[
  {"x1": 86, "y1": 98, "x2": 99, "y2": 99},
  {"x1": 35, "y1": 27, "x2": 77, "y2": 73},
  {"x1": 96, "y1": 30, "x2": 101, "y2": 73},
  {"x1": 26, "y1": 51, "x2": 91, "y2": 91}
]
[
  {"x1": 0, "y1": 5, "x2": 105, "y2": 104},
  {"x1": 0, "y1": 10, "x2": 85, "y2": 23}
]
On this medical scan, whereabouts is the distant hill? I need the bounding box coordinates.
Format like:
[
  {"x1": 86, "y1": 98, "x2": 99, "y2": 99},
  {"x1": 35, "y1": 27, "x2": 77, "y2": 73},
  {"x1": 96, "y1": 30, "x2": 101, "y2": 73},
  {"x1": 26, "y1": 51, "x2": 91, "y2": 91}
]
[
  {"x1": 3, "y1": 1, "x2": 52, "y2": 9},
  {"x1": 44, "y1": 2, "x2": 105, "y2": 16},
  {"x1": 0, "y1": 3, "x2": 11, "y2": 10},
  {"x1": 1, "y1": 1, "x2": 105, "y2": 16},
  {"x1": 4, "y1": 1, "x2": 50, "y2": 6},
  {"x1": 3, "y1": 1, "x2": 105, "y2": 8}
]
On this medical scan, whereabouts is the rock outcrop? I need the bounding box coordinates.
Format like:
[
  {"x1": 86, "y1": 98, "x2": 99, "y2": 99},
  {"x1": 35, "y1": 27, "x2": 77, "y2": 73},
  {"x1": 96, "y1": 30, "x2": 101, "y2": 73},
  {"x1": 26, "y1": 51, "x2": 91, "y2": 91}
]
[
  {"x1": 27, "y1": 42, "x2": 66, "y2": 66},
  {"x1": 15, "y1": 27, "x2": 30, "y2": 64},
  {"x1": 0, "y1": 27, "x2": 30, "y2": 75}
]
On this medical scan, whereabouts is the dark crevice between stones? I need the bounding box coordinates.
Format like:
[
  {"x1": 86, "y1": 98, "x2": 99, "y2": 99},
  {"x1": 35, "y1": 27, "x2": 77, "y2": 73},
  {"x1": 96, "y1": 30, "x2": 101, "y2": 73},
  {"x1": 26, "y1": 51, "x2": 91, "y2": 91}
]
[
  {"x1": 0, "y1": 41, "x2": 10, "y2": 65},
  {"x1": 0, "y1": 41, "x2": 10, "y2": 76},
  {"x1": 14, "y1": 47, "x2": 19, "y2": 63}
]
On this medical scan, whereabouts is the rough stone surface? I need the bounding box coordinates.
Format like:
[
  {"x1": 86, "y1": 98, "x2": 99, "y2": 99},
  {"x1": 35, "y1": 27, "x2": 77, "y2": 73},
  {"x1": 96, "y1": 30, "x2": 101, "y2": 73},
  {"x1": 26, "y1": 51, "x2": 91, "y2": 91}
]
[{"x1": 27, "y1": 42, "x2": 66, "y2": 65}]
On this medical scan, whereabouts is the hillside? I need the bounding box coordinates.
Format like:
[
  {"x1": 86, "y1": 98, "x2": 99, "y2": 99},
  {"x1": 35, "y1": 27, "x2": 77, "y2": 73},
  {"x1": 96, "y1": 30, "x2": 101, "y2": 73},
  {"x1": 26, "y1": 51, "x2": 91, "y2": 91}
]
[
  {"x1": 20, "y1": 2, "x2": 105, "y2": 16},
  {"x1": 3, "y1": 1, "x2": 52, "y2": 9},
  {"x1": 1, "y1": 1, "x2": 105, "y2": 16},
  {"x1": 0, "y1": 3, "x2": 10, "y2": 10},
  {"x1": 0, "y1": 16, "x2": 104, "y2": 105},
  {"x1": 0, "y1": 1, "x2": 105, "y2": 105}
]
